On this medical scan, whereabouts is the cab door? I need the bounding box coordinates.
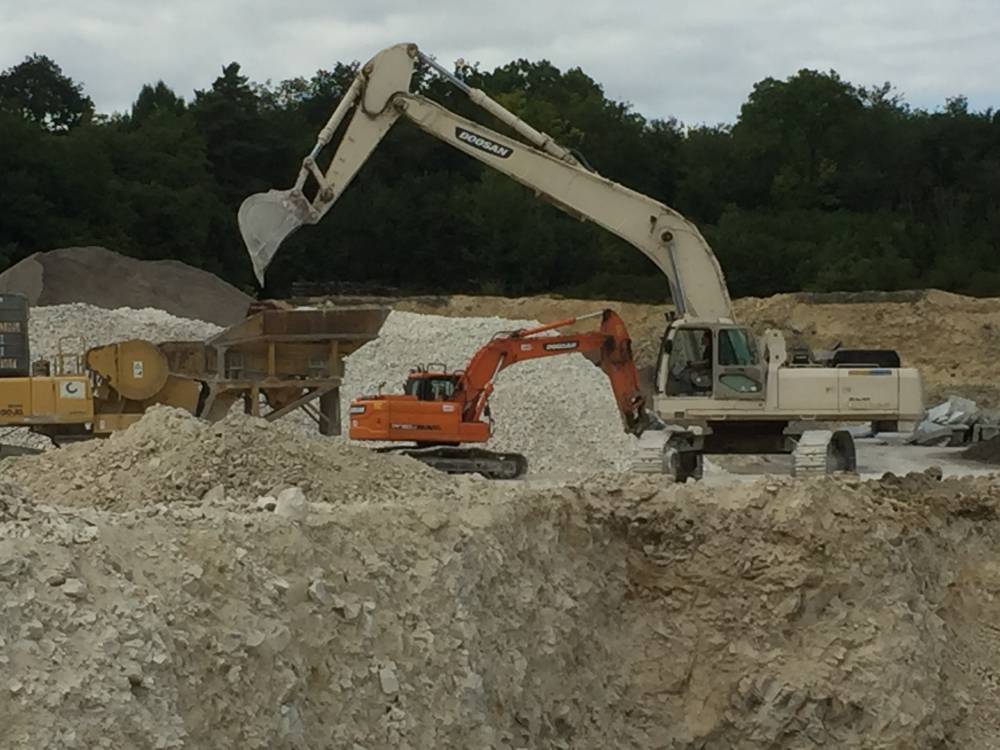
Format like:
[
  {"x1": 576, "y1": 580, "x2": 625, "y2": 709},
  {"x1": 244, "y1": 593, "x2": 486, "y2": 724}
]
[{"x1": 712, "y1": 327, "x2": 766, "y2": 401}]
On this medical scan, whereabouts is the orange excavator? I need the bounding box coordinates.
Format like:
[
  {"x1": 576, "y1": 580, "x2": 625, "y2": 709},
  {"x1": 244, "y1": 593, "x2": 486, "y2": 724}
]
[{"x1": 347, "y1": 309, "x2": 650, "y2": 478}]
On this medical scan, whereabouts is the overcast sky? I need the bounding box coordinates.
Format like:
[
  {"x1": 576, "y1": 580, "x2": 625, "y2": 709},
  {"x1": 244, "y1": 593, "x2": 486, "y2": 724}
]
[{"x1": 1, "y1": 0, "x2": 997, "y2": 124}]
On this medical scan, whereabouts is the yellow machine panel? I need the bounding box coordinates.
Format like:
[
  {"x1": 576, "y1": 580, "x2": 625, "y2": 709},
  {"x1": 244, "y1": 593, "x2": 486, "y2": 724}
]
[
  {"x1": 0, "y1": 376, "x2": 93, "y2": 425},
  {"x1": 86, "y1": 340, "x2": 170, "y2": 401}
]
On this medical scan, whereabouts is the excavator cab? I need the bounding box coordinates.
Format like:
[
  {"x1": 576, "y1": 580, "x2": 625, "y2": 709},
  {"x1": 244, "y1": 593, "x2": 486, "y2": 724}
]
[
  {"x1": 659, "y1": 322, "x2": 766, "y2": 401},
  {"x1": 402, "y1": 370, "x2": 460, "y2": 402}
]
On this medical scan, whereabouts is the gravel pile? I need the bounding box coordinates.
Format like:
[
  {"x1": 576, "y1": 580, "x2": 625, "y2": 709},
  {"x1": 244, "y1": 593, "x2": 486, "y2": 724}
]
[
  {"x1": 28, "y1": 303, "x2": 221, "y2": 363},
  {"x1": 0, "y1": 245, "x2": 252, "y2": 326},
  {"x1": 342, "y1": 311, "x2": 639, "y2": 475},
  {"x1": 4, "y1": 406, "x2": 451, "y2": 511}
]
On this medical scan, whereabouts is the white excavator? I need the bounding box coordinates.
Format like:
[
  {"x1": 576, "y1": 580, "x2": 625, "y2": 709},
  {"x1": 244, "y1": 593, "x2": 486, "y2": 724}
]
[{"x1": 238, "y1": 43, "x2": 924, "y2": 481}]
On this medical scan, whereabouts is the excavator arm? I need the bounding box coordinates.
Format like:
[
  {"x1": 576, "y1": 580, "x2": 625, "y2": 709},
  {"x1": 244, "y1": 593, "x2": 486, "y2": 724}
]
[
  {"x1": 239, "y1": 43, "x2": 734, "y2": 321},
  {"x1": 454, "y1": 309, "x2": 647, "y2": 433}
]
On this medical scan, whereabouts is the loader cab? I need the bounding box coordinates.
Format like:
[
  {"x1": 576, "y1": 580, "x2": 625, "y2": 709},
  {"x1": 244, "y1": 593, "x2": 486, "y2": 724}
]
[
  {"x1": 657, "y1": 322, "x2": 766, "y2": 401},
  {"x1": 403, "y1": 369, "x2": 460, "y2": 401}
]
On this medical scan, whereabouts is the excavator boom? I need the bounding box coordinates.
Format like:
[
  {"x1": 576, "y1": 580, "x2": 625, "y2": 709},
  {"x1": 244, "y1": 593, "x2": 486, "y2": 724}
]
[
  {"x1": 453, "y1": 309, "x2": 647, "y2": 432},
  {"x1": 238, "y1": 43, "x2": 733, "y2": 321}
]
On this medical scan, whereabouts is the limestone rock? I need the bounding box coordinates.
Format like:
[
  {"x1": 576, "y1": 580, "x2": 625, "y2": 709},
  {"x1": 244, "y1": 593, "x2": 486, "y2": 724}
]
[{"x1": 274, "y1": 488, "x2": 309, "y2": 520}]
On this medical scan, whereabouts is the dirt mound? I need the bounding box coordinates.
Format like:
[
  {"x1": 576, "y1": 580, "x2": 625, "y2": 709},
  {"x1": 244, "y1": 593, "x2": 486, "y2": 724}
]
[
  {"x1": 0, "y1": 246, "x2": 252, "y2": 326},
  {"x1": 963, "y1": 436, "x2": 1000, "y2": 464},
  {"x1": 791, "y1": 289, "x2": 929, "y2": 305},
  {"x1": 3, "y1": 406, "x2": 452, "y2": 511},
  {"x1": 4, "y1": 456, "x2": 1000, "y2": 747}
]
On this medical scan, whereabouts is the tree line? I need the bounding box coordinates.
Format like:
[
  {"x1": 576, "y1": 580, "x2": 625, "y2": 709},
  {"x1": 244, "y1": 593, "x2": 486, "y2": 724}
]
[{"x1": 1, "y1": 52, "x2": 998, "y2": 302}]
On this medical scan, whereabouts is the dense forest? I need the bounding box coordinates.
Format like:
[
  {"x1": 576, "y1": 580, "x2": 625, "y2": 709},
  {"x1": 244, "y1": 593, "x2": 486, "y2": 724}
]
[{"x1": 1, "y1": 53, "x2": 998, "y2": 301}]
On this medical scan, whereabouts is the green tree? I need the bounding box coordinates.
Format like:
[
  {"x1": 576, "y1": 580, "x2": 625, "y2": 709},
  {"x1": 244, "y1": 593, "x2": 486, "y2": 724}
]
[
  {"x1": 0, "y1": 54, "x2": 94, "y2": 130},
  {"x1": 731, "y1": 70, "x2": 865, "y2": 209},
  {"x1": 130, "y1": 81, "x2": 186, "y2": 126}
]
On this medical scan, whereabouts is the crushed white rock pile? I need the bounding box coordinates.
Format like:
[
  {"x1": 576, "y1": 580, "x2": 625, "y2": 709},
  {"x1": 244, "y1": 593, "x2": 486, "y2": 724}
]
[
  {"x1": 27, "y1": 303, "x2": 221, "y2": 363},
  {"x1": 341, "y1": 310, "x2": 639, "y2": 475}
]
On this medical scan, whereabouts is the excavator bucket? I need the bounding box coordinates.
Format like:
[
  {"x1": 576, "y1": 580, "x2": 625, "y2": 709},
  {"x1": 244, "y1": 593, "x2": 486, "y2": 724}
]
[{"x1": 237, "y1": 189, "x2": 309, "y2": 285}]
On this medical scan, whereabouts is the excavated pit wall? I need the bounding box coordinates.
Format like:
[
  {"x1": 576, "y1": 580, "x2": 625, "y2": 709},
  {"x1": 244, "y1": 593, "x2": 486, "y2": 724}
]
[
  {"x1": 0, "y1": 479, "x2": 631, "y2": 749},
  {"x1": 3, "y1": 409, "x2": 1000, "y2": 748}
]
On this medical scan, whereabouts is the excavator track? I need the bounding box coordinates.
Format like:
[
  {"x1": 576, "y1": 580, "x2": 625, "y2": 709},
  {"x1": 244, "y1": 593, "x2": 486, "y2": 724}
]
[
  {"x1": 791, "y1": 429, "x2": 858, "y2": 478},
  {"x1": 629, "y1": 430, "x2": 704, "y2": 482},
  {"x1": 377, "y1": 446, "x2": 529, "y2": 480}
]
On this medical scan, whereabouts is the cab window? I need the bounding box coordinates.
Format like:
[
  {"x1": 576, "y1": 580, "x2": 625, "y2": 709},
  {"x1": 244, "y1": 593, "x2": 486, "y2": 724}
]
[
  {"x1": 429, "y1": 378, "x2": 455, "y2": 400},
  {"x1": 665, "y1": 328, "x2": 713, "y2": 396},
  {"x1": 404, "y1": 376, "x2": 456, "y2": 400},
  {"x1": 718, "y1": 328, "x2": 757, "y2": 366}
]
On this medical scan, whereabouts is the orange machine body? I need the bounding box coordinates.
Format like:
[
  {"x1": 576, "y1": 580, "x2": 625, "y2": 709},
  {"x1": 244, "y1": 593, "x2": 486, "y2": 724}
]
[{"x1": 349, "y1": 309, "x2": 646, "y2": 446}]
